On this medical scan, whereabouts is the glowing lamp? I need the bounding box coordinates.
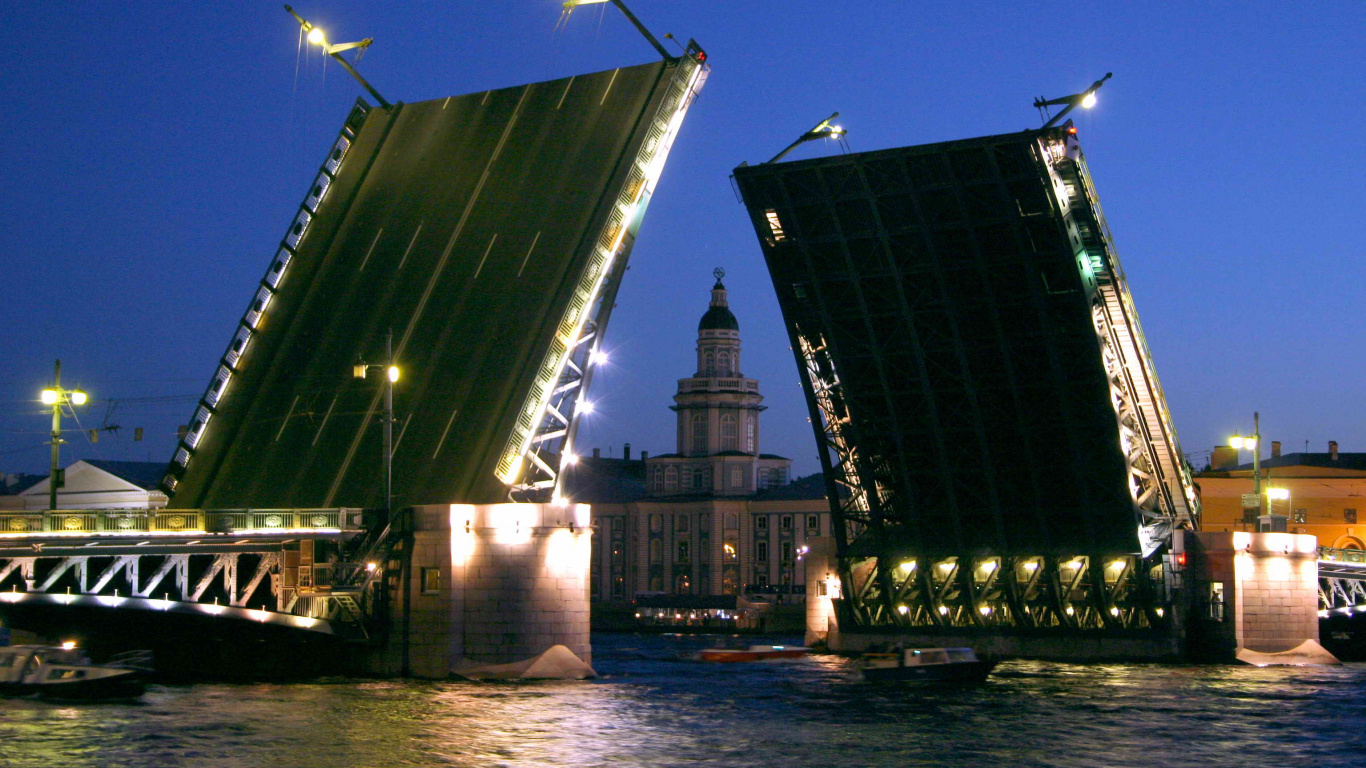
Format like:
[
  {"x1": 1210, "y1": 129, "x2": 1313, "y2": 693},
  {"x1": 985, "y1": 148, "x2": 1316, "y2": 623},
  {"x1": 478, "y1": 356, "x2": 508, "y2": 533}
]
[
  {"x1": 1267, "y1": 488, "x2": 1290, "y2": 501},
  {"x1": 41, "y1": 390, "x2": 58, "y2": 405},
  {"x1": 387, "y1": 366, "x2": 400, "y2": 383},
  {"x1": 1081, "y1": 92, "x2": 1097, "y2": 109},
  {"x1": 579, "y1": 401, "x2": 595, "y2": 415},
  {"x1": 61, "y1": 641, "x2": 76, "y2": 650},
  {"x1": 307, "y1": 27, "x2": 325, "y2": 45},
  {"x1": 70, "y1": 391, "x2": 87, "y2": 406}
]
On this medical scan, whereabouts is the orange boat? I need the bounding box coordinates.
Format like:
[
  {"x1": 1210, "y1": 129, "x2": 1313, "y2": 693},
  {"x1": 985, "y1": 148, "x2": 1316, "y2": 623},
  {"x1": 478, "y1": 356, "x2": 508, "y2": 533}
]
[{"x1": 698, "y1": 644, "x2": 810, "y2": 663}]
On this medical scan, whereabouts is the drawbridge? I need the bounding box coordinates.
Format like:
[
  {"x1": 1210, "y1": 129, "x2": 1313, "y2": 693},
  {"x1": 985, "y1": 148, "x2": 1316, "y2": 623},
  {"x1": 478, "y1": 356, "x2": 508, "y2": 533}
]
[
  {"x1": 733, "y1": 124, "x2": 1200, "y2": 634},
  {"x1": 164, "y1": 44, "x2": 707, "y2": 511}
]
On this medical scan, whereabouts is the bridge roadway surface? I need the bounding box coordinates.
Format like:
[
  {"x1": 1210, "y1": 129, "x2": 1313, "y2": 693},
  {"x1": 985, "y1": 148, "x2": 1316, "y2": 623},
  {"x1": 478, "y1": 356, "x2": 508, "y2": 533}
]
[{"x1": 170, "y1": 57, "x2": 685, "y2": 511}]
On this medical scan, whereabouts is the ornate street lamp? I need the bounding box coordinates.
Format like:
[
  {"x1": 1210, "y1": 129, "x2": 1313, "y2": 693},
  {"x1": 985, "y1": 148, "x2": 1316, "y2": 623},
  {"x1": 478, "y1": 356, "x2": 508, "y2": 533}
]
[{"x1": 40, "y1": 359, "x2": 87, "y2": 512}]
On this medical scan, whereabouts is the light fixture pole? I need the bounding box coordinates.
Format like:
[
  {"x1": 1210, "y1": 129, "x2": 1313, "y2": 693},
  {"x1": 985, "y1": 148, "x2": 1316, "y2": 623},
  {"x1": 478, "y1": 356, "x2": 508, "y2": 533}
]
[
  {"x1": 1034, "y1": 73, "x2": 1113, "y2": 128},
  {"x1": 353, "y1": 329, "x2": 399, "y2": 519},
  {"x1": 40, "y1": 359, "x2": 88, "y2": 513},
  {"x1": 1230, "y1": 411, "x2": 1269, "y2": 530}
]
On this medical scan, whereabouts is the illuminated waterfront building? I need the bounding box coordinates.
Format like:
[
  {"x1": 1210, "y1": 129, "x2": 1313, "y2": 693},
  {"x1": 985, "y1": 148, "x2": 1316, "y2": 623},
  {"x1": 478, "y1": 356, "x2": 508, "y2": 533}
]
[{"x1": 567, "y1": 275, "x2": 832, "y2": 611}]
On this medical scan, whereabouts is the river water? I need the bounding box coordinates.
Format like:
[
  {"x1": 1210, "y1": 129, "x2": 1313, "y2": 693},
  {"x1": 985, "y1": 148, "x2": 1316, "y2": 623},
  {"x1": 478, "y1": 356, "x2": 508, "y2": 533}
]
[{"x1": 2, "y1": 633, "x2": 1364, "y2": 768}]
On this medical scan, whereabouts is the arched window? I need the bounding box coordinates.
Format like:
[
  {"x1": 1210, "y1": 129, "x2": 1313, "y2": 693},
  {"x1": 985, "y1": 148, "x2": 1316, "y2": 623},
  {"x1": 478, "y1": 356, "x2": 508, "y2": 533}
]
[
  {"x1": 720, "y1": 413, "x2": 738, "y2": 451},
  {"x1": 718, "y1": 352, "x2": 732, "y2": 377},
  {"x1": 725, "y1": 513, "x2": 738, "y2": 530},
  {"x1": 704, "y1": 351, "x2": 714, "y2": 376},
  {"x1": 665, "y1": 466, "x2": 678, "y2": 491},
  {"x1": 691, "y1": 413, "x2": 708, "y2": 455},
  {"x1": 746, "y1": 415, "x2": 756, "y2": 453}
]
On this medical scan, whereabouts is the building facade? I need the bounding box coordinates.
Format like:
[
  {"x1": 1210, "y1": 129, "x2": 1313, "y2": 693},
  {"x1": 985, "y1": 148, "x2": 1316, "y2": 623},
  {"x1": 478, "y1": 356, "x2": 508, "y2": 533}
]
[
  {"x1": 1197, "y1": 444, "x2": 1366, "y2": 550},
  {"x1": 568, "y1": 273, "x2": 833, "y2": 607}
]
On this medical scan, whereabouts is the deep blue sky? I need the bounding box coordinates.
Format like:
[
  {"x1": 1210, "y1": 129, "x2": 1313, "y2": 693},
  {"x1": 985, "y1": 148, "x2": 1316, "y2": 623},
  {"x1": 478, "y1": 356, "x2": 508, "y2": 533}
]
[{"x1": 2, "y1": 1, "x2": 1361, "y2": 480}]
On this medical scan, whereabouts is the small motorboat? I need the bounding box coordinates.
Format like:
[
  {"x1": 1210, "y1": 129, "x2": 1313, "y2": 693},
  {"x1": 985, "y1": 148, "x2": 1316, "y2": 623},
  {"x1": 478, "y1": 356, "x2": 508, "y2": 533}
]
[
  {"x1": 699, "y1": 644, "x2": 810, "y2": 663},
  {"x1": 0, "y1": 644, "x2": 147, "y2": 701},
  {"x1": 860, "y1": 647, "x2": 996, "y2": 682}
]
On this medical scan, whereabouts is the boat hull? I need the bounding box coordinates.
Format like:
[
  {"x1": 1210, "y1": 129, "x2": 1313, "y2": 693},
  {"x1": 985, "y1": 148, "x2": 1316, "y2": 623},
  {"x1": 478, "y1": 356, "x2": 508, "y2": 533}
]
[
  {"x1": 699, "y1": 648, "x2": 809, "y2": 663},
  {"x1": 862, "y1": 659, "x2": 997, "y2": 683}
]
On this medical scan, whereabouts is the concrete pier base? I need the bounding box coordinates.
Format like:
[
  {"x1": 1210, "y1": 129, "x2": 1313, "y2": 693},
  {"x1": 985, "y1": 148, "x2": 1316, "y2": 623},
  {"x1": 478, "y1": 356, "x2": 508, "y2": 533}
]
[{"x1": 365, "y1": 502, "x2": 593, "y2": 678}]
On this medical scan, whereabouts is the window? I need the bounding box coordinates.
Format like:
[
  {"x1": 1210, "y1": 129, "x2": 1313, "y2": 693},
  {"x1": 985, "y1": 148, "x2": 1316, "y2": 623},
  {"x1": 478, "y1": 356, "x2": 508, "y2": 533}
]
[
  {"x1": 721, "y1": 414, "x2": 738, "y2": 451},
  {"x1": 718, "y1": 352, "x2": 732, "y2": 377},
  {"x1": 1293, "y1": 509, "x2": 1307, "y2": 524},
  {"x1": 693, "y1": 469, "x2": 706, "y2": 489},
  {"x1": 730, "y1": 465, "x2": 743, "y2": 489},
  {"x1": 807, "y1": 515, "x2": 820, "y2": 532},
  {"x1": 650, "y1": 514, "x2": 662, "y2": 533},
  {"x1": 612, "y1": 576, "x2": 625, "y2": 596},
  {"x1": 677, "y1": 515, "x2": 689, "y2": 532},
  {"x1": 691, "y1": 414, "x2": 708, "y2": 454},
  {"x1": 649, "y1": 539, "x2": 662, "y2": 563},
  {"x1": 652, "y1": 466, "x2": 663, "y2": 491},
  {"x1": 781, "y1": 516, "x2": 793, "y2": 531},
  {"x1": 676, "y1": 573, "x2": 691, "y2": 593},
  {"x1": 781, "y1": 541, "x2": 793, "y2": 563},
  {"x1": 677, "y1": 541, "x2": 690, "y2": 562},
  {"x1": 704, "y1": 351, "x2": 714, "y2": 376},
  {"x1": 755, "y1": 573, "x2": 769, "y2": 587},
  {"x1": 665, "y1": 466, "x2": 678, "y2": 491},
  {"x1": 746, "y1": 417, "x2": 756, "y2": 453},
  {"x1": 725, "y1": 513, "x2": 738, "y2": 530},
  {"x1": 1242, "y1": 508, "x2": 1258, "y2": 525},
  {"x1": 1347, "y1": 509, "x2": 1358, "y2": 524},
  {"x1": 1208, "y1": 582, "x2": 1225, "y2": 621},
  {"x1": 421, "y1": 568, "x2": 441, "y2": 594},
  {"x1": 757, "y1": 516, "x2": 768, "y2": 530},
  {"x1": 757, "y1": 541, "x2": 769, "y2": 562}
]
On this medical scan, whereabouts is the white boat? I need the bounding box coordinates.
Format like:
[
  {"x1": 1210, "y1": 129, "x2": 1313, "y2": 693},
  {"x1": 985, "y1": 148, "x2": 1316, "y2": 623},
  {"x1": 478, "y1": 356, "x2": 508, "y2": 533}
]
[
  {"x1": 0, "y1": 644, "x2": 147, "y2": 701},
  {"x1": 860, "y1": 647, "x2": 996, "y2": 682}
]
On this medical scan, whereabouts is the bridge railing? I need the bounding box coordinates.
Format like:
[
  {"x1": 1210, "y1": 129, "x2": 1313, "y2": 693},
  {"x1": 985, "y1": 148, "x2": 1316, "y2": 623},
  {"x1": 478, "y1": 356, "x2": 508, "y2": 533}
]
[
  {"x1": 1318, "y1": 546, "x2": 1366, "y2": 565},
  {"x1": 0, "y1": 508, "x2": 364, "y2": 536}
]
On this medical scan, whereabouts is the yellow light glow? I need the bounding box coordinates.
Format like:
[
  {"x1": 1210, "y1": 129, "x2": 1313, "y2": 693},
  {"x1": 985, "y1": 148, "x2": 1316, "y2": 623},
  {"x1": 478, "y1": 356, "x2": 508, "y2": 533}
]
[
  {"x1": 937, "y1": 605, "x2": 949, "y2": 615},
  {"x1": 1229, "y1": 435, "x2": 1244, "y2": 449},
  {"x1": 979, "y1": 561, "x2": 996, "y2": 573},
  {"x1": 1065, "y1": 606, "x2": 1075, "y2": 616},
  {"x1": 70, "y1": 391, "x2": 87, "y2": 406},
  {"x1": 1267, "y1": 488, "x2": 1290, "y2": 501},
  {"x1": 307, "y1": 27, "x2": 325, "y2": 45},
  {"x1": 897, "y1": 604, "x2": 909, "y2": 614},
  {"x1": 1109, "y1": 606, "x2": 1120, "y2": 616},
  {"x1": 563, "y1": 453, "x2": 578, "y2": 466},
  {"x1": 365, "y1": 562, "x2": 377, "y2": 572},
  {"x1": 387, "y1": 366, "x2": 400, "y2": 383},
  {"x1": 1108, "y1": 560, "x2": 1125, "y2": 570},
  {"x1": 1081, "y1": 93, "x2": 1098, "y2": 109},
  {"x1": 898, "y1": 560, "x2": 916, "y2": 572},
  {"x1": 61, "y1": 641, "x2": 77, "y2": 650},
  {"x1": 1022, "y1": 561, "x2": 1039, "y2": 572},
  {"x1": 938, "y1": 562, "x2": 954, "y2": 572},
  {"x1": 41, "y1": 390, "x2": 58, "y2": 405},
  {"x1": 1244, "y1": 437, "x2": 1258, "y2": 451},
  {"x1": 979, "y1": 605, "x2": 991, "y2": 615},
  {"x1": 1156, "y1": 607, "x2": 1165, "y2": 617}
]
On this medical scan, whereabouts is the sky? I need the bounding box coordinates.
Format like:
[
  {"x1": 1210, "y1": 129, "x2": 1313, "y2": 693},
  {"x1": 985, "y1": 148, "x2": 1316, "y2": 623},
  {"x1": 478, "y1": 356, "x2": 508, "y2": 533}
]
[{"x1": 1, "y1": 1, "x2": 1362, "y2": 482}]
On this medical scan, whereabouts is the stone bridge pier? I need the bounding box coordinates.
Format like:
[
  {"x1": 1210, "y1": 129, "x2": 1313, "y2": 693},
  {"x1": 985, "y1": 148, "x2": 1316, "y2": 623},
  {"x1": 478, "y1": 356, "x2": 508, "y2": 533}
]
[{"x1": 368, "y1": 503, "x2": 593, "y2": 678}]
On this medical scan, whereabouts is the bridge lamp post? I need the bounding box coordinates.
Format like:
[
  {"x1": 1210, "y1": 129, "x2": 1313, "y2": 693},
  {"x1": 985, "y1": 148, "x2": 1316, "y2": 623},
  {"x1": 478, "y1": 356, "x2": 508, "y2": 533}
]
[
  {"x1": 353, "y1": 330, "x2": 399, "y2": 519},
  {"x1": 40, "y1": 359, "x2": 88, "y2": 513},
  {"x1": 1230, "y1": 412, "x2": 1278, "y2": 531}
]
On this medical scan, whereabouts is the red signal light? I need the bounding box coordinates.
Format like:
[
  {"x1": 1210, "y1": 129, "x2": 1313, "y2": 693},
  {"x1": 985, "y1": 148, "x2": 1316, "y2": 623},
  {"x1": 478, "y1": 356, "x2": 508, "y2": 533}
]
[
  {"x1": 1175, "y1": 552, "x2": 1187, "y2": 568},
  {"x1": 696, "y1": 50, "x2": 707, "y2": 62},
  {"x1": 1067, "y1": 126, "x2": 1078, "y2": 135}
]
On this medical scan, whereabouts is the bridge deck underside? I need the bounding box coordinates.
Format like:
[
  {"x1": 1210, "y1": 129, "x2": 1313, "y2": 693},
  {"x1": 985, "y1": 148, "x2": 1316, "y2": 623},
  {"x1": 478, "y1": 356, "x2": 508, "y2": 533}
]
[
  {"x1": 735, "y1": 130, "x2": 1135, "y2": 558},
  {"x1": 169, "y1": 59, "x2": 679, "y2": 509}
]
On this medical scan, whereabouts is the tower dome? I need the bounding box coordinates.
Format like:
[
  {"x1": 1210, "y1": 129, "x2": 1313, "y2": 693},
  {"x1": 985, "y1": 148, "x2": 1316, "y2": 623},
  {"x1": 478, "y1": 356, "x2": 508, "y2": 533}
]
[{"x1": 698, "y1": 271, "x2": 739, "y2": 332}]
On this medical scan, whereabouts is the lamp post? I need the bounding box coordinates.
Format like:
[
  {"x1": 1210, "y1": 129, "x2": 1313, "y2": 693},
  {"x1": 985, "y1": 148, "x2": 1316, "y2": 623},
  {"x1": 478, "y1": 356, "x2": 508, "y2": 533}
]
[
  {"x1": 1230, "y1": 411, "x2": 1283, "y2": 532},
  {"x1": 40, "y1": 359, "x2": 87, "y2": 512},
  {"x1": 353, "y1": 330, "x2": 399, "y2": 518}
]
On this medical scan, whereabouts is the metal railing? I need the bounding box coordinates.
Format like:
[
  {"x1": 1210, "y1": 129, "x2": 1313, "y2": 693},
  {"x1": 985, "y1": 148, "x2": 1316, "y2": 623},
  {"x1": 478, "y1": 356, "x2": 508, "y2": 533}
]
[{"x1": 0, "y1": 508, "x2": 364, "y2": 536}]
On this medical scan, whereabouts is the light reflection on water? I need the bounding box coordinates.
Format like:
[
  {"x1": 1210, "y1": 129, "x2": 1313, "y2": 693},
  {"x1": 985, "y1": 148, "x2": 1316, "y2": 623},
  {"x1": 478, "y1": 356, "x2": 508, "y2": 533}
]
[{"x1": 3, "y1": 633, "x2": 1366, "y2": 768}]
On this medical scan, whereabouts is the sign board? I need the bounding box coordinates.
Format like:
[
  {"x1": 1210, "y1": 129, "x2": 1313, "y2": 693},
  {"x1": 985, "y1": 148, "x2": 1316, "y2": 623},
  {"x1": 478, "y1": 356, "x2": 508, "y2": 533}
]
[{"x1": 1241, "y1": 493, "x2": 1260, "y2": 509}]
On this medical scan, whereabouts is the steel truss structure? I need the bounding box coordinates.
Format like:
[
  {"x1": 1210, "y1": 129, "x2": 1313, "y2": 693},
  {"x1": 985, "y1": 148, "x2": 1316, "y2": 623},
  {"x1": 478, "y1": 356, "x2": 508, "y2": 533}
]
[
  {"x1": 735, "y1": 125, "x2": 1198, "y2": 631},
  {"x1": 1318, "y1": 547, "x2": 1366, "y2": 617},
  {"x1": 503, "y1": 44, "x2": 709, "y2": 500},
  {"x1": 0, "y1": 537, "x2": 382, "y2": 636}
]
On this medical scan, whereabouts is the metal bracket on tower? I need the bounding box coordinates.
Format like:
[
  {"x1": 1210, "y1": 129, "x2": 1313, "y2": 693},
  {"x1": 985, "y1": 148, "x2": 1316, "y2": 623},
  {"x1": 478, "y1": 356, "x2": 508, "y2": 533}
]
[{"x1": 285, "y1": 5, "x2": 393, "y2": 109}]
